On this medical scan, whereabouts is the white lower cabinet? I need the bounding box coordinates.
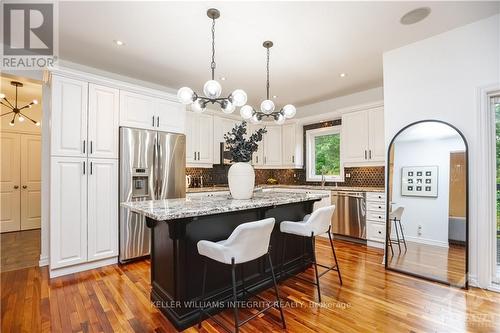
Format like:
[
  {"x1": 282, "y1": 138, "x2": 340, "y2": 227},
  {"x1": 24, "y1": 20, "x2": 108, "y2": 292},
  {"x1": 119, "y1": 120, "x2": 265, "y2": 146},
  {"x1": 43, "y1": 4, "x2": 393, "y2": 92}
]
[
  {"x1": 366, "y1": 191, "x2": 386, "y2": 248},
  {"x1": 50, "y1": 156, "x2": 118, "y2": 272}
]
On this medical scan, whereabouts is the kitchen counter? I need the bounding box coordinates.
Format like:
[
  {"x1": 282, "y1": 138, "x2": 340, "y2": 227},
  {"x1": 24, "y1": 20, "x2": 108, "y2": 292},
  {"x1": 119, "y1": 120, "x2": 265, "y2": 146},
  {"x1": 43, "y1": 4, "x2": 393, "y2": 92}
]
[{"x1": 186, "y1": 184, "x2": 385, "y2": 193}]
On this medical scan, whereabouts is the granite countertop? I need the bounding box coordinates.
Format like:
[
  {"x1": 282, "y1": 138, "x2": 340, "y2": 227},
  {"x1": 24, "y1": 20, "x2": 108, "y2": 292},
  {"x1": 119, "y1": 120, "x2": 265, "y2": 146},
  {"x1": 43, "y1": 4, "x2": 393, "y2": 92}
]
[
  {"x1": 186, "y1": 184, "x2": 385, "y2": 193},
  {"x1": 121, "y1": 191, "x2": 328, "y2": 221}
]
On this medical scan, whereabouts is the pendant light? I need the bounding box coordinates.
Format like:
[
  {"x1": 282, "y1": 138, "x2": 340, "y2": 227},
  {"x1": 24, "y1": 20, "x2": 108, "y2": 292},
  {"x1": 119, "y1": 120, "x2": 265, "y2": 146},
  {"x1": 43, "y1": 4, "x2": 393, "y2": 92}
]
[
  {"x1": 240, "y1": 41, "x2": 296, "y2": 124},
  {"x1": 0, "y1": 81, "x2": 40, "y2": 127},
  {"x1": 177, "y1": 8, "x2": 247, "y2": 114}
]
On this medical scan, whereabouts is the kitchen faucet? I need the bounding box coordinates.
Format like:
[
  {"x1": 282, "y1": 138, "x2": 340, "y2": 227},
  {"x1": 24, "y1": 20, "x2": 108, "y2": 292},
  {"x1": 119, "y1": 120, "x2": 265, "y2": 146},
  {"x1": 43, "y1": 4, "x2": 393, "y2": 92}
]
[{"x1": 321, "y1": 172, "x2": 326, "y2": 188}]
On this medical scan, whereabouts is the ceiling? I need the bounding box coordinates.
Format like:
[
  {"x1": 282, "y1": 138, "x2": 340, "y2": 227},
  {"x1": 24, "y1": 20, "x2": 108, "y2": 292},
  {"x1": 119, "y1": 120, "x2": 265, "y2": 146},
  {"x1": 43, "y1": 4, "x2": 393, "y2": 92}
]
[{"x1": 58, "y1": 1, "x2": 499, "y2": 111}]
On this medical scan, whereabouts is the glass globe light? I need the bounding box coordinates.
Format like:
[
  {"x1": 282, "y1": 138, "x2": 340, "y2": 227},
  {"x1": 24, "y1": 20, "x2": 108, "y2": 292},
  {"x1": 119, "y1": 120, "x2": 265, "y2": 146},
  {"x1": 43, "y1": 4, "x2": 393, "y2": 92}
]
[
  {"x1": 32, "y1": 99, "x2": 38, "y2": 105},
  {"x1": 250, "y1": 114, "x2": 261, "y2": 124},
  {"x1": 221, "y1": 100, "x2": 235, "y2": 114},
  {"x1": 274, "y1": 113, "x2": 285, "y2": 125},
  {"x1": 18, "y1": 115, "x2": 25, "y2": 122},
  {"x1": 177, "y1": 87, "x2": 195, "y2": 105},
  {"x1": 0, "y1": 93, "x2": 5, "y2": 99},
  {"x1": 240, "y1": 105, "x2": 253, "y2": 120},
  {"x1": 283, "y1": 104, "x2": 296, "y2": 118},
  {"x1": 191, "y1": 100, "x2": 206, "y2": 113},
  {"x1": 9, "y1": 120, "x2": 14, "y2": 126},
  {"x1": 260, "y1": 99, "x2": 275, "y2": 114},
  {"x1": 230, "y1": 89, "x2": 247, "y2": 107},
  {"x1": 35, "y1": 122, "x2": 41, "y2": 127},
  {"x1": 203, "y1": 80, "x2": 222, "y2": 99}
]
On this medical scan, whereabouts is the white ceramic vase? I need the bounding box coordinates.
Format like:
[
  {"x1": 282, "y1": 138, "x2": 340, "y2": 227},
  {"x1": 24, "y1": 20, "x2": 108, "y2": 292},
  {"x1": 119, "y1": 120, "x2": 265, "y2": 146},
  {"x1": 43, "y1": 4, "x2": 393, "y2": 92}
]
[{"x1": 228, "y1": 162, "x2": 255, "y2": 199}]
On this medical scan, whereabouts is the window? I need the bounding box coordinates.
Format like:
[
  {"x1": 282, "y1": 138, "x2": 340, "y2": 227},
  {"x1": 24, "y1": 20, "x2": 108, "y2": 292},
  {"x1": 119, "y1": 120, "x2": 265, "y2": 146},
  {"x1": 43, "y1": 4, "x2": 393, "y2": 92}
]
[
  {"x1": 306, "y1": 126, "x2": 343, "y2": 182},
  {"x1": 494, "y1": 95, "x2": 500, "y2": 272}
]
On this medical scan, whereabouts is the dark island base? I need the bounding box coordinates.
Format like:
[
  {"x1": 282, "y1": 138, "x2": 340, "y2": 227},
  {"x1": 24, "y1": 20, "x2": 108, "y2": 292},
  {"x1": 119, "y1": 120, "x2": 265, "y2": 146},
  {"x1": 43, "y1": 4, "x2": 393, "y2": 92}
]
[{"x1": 146, "y1": 200, "x2": 316, "y2": 331}]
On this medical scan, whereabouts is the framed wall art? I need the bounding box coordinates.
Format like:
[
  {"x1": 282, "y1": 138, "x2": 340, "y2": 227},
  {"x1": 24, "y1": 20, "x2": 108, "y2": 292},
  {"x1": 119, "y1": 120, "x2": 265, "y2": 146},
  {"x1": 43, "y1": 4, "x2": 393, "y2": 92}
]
[{"x1": 401, "y1": 166, "x2": 438, "y2": 197}]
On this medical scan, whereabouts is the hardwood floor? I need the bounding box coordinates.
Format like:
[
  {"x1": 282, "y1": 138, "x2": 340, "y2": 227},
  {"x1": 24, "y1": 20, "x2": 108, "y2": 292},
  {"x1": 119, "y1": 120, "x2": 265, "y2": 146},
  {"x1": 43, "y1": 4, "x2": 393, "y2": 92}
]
[
  {"x1": 387, "y1": 240, "x2": 466, "y2": 286},
  {"x1": 1, "y1": 229, "x2": 41, "y2": 272},
  {"x1": 2, "y1": 239, "x2": 500, "y2": 332}
]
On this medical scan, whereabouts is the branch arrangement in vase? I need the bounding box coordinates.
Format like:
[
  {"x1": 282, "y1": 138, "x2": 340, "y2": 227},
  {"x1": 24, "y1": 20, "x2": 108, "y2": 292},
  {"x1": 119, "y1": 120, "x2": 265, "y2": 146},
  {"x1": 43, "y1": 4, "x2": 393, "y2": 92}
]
[{"x1": 224, "y1": 122, "x2": 267, "y2": 163}]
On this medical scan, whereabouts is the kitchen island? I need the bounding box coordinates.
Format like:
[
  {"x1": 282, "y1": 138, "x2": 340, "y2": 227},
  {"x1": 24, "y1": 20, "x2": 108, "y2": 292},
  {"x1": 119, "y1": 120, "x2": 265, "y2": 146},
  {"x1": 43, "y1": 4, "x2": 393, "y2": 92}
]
[{"x1": 121, "y1": 191, "x2": 326, "y2": 330}]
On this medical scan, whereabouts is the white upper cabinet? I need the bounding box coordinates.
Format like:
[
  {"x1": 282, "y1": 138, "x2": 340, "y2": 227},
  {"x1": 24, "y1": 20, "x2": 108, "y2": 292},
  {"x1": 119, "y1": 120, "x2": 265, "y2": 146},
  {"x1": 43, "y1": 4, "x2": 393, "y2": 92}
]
[
  {"x1": 88, "y1": 84, "x2": 119, "y2": 159},
  {"x1": 87, "y1": 158, "x2": 118, "y2": 262},
  {"x1": 214, "y1": 116, "x2": 241, "y2": 164},
  {"x1": 119, "y1": 90, "x2": 185, "y2": 133},
  {"x1": 186, "y1": 112, "x2": 213, "y2": 166},
  {"x1": 341, "y1": 107, "x2": 384, "y2": 165},
  {"x1": 263, "y1": 125, "x2": 283, "y2": 166},
  {"x1": 250, "y1": 124, "x2": 265, "y2": 166},
  {"x1": 282, "y1": 123, "x2": 298, "y2": 167},
  {"x1": 119, "y1": 90, "x2": 156, "y2": 130},
  {"x1": 51, "y1": 76, "x2": 88, "y2": 157}
]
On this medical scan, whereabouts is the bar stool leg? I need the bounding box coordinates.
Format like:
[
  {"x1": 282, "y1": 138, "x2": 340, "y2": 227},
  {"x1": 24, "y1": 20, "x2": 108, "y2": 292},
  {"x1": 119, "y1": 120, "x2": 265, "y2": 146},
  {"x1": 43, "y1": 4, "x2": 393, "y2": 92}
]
[
  {"x1": 231, "y1": 258, "x2": 240, "y2": 333},
  {"x1": 198, "y1": 259, "x2": 207, "y2": 328},
  {"x1": 328, "y1": 229, "x2": 342, "y2": 285},
  {"x1": 311, "y1": 233, "x2": 321, "y2": 303},
  {"x1": 388, "y1": 220, "x2": 394, "y2": 256},
  {"x1": 393, "y1": 218, "x2": 402, "y2": 253},
  {"x1": 280, "y1": 233, "x2": 287, "y2": 281},
  {"x1": 267, "y1": 252, "x2": 287, "y2": 329},
  {"x1": 398, "y1": 219, "x2": 408, "y2": 252}
]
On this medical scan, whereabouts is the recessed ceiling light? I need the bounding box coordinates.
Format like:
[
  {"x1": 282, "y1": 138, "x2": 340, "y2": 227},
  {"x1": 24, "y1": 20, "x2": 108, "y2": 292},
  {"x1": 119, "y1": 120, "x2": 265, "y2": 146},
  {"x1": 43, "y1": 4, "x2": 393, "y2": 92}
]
[
  {"x1": 339, "y1": 73, "x2": 347, "y2": 78},
  {"x1": 220, "y1": 76, "x2": 226, "y2": 81},
  {"x1": 400, "y1": 7, "x2": 431, "y2": 25},
  {"x1": 114, "y1": 40, "x2": 125, "y2": 46}
]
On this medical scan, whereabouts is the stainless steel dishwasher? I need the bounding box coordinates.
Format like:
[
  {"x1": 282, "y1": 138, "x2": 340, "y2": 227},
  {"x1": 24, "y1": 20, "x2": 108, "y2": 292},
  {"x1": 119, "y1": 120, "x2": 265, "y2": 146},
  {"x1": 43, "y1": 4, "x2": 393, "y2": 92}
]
[{"x1": 331, "y1": 191, "x2": 367, "y2": 240}]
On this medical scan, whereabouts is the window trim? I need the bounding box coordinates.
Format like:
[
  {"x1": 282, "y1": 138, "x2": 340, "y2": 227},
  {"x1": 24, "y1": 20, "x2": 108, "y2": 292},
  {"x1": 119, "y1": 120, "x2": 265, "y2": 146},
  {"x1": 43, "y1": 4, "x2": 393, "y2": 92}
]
[{"x1": 306, "y1": 126, "x2": 344, "y2": 182}]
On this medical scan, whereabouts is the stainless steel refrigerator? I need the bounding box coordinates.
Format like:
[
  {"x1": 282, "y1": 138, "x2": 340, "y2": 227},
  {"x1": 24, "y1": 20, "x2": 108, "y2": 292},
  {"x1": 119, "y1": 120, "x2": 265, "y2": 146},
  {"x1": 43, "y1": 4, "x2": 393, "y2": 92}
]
[{"x1": 119, "y1": 127, "x2": 185, "y2": 263}]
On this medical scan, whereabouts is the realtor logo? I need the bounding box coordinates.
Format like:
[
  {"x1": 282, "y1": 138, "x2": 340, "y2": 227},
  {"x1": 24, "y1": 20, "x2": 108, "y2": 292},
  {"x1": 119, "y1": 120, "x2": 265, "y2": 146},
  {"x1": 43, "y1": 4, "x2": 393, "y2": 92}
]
[{"x1": 2, "y1": 2, "x2": 57, "y2": 69}]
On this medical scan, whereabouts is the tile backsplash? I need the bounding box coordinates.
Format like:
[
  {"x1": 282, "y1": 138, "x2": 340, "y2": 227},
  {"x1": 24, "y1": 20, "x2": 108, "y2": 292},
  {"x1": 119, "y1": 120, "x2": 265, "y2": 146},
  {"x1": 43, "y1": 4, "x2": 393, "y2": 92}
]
[{"x1": 186, "y1": 165, "x2": 384, "y2": 188}]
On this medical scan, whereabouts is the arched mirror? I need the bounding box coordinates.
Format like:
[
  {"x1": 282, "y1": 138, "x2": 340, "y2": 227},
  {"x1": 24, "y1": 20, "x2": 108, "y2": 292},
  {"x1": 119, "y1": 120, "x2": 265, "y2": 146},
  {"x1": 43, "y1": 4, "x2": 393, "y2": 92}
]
[{"x1": 385, "y1": 120, "x2": 468, "y2": 288}]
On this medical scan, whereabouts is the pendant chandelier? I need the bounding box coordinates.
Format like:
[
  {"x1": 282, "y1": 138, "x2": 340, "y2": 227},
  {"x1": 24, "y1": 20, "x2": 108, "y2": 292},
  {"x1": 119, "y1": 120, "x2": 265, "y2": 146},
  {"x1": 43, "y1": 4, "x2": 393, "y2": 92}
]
[
  {"x1": 0, "y1": 81, "x2": 40, "y2": 127},
  {"x1": 240, "y1": 41, "x2": 296, "y2": 125},
  {"x1": 177, "y1": 8, "x2": 247, "y2": 114}
]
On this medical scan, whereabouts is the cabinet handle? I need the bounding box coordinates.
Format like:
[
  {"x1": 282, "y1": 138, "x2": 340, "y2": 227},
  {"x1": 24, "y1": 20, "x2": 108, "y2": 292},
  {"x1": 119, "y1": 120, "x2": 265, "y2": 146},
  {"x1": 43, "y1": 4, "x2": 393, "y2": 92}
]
[
  {"x1": 13, "y1": 185, "x2": 19, "y2": 189},
  {"x1": 264, "y1": 156, "x2": 267, "y2": 164},
  {"x1": 194, "y1": 151, "x2": 197, "y2": 160},
  {"x1": 90, "y1": 141, "x2": 93, "y2": 154},
  {"x1": 292, "y1": 155, "x2": 295, "y2": 163},
  {"x1": 364, "y1": 150, "x2": 367, "y2": 159},
  {"x1": 22, "y1": 185, "x2": 27, "y2": 189},
  {"x1": 369, "y1": 150, "x2": 372, "y2": 159},
  {"x1": 83, "y1": 140, "x2": 86, "y2": 154},
  {"x1": 90, "y1": 162, "x2": 93, "y2": 175},
  {"x1": 256, "y1": 156, "x2": 258, "y2": 163},
  {"x1": 157, "y1": 116, "x2": 160, "y2": 127},
  {"x1": 83, "y1": 161, "x2": 86, "y2": 175},
  {"x1": 152, "y1": 116, "x2": 155, "y2": 127},
  {"x1": 197, "y1": 152, "x2": 200, "y2": 160}
]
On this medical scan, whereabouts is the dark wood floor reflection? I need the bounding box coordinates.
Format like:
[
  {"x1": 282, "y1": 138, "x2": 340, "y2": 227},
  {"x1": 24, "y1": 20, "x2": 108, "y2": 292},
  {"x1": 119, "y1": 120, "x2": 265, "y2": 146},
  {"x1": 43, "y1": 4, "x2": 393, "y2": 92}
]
[
  {"x1": 2, "y1": 239, "x2": 499, "y2": 332},
  {"x1": 387, "y1": 240, "x2": 466, "y2": 286},
  {"x1": 1, "y1": 229, "x2": 41, "y2": 272}
]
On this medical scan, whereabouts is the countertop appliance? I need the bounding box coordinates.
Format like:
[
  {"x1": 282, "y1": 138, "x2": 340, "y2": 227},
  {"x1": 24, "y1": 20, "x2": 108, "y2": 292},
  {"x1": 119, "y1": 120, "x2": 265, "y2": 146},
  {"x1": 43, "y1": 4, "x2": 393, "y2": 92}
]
[
  {"x1": 331, "y1": 191, "x2": 366, "y2": 239},
  {"x1": 119, "y1": 127, "x2": 185, "y2": 263}
]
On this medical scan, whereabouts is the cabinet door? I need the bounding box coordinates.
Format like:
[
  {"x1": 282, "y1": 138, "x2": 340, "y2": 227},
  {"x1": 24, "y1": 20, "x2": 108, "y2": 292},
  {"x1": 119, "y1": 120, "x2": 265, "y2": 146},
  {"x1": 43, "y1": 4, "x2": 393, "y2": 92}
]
[
  {"x1": 282, "y1": 123, "x2": 296, "y2": 166},
  {"x1": 119, "y1": 90, "x2": 155, "y2": 130},
  {"x1": 185, "y1": 112, "x2": 198, "y2": 163},
  {"x1": 88, "y1": 84, "x2": 119, "y2": 159},
  {"x1": 50, "y1": 157, "x2": 87, "y2": 269},
  {"x1": 197, "y1": 113, "x2": 214, "y2": 164},
  {"x1": 88, "y1": 158, "x2": 118, "y2": 262},
  {"x1": 264, "y1": 125, "x2": 282, "y2": 166},
  {"x1": 155, "y1": 98, "x2": 186, "y2": 134},
  {"x1": 0, "y1": 132, "x2": 20, "y2": 233},
  {"x1": 20, "y1": 134, "x2": 41, "y2": 231},
  {"x1": 51, "y1": 76, "x2": 88, "y2": 157},
  {"x1": 341, "y1": 110, "x2": 369, "y2": 163},
  {"x1": 368, "y1": 107, "x2": 385, "y2": 162},
  {"x1": 214, "y1": 116, "x2": 240, "y2": 164},
  {"x1": 250, "y1": 124, "x2": 264, "y2": 166}
]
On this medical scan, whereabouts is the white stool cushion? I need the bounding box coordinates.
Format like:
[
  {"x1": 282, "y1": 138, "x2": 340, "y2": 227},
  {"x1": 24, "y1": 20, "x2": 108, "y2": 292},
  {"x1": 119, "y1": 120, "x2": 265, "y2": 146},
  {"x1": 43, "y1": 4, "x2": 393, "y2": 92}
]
[
  {"x1": 197, "y1": 218, "x2": 275, "y2": 265},
  {"x1": 280, "y1": 205, "x2": 336, "y2": 237}
]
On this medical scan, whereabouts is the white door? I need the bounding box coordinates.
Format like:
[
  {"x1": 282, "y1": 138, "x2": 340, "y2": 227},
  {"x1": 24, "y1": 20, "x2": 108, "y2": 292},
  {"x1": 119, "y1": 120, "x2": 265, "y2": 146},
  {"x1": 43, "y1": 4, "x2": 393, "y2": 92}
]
[
  {"x1": 51, "y1": 76, "x2": 88, "y2": 157},
  {"x1": 250, "y1": 124, "x2": 264, "y2": 166},
  {"x1": 368, "y1": 107, "x2": 385, "y2": 162},
  {"x1": 87, "y1": 158, "x2": 118, "y2": 261},
  {"x1": 264, "y1": 125, "x2": 282, "y2": 166},
  {"x1": 20, "y1": 134, "x2": 41, "y2": 230},
  {"x1": 0, "y1": 132, "x2": 20, "y2": 233},
  {"x1": 155, "y1": 98, "x2": 185, "y2": 134},
  {"x1": 185, "y1": 112, "x2": 198, "y2": 163},
  {"x1": 119, "y1": 90, "x2": 155, "y2": 130},
  {"x1": 197, "y1": 113, "x2": 214, "y2": 164},
  {"x1": 341, "y1": 110, "x2": 369, "y2": 163},
  {"x1": 88, "y1": 84, "x2": 119, "y2": 159},
  {"x1": 50, "y1": 157, "x2": 87, "y2": 269},
  {"x1": 282, "y1": 123, "x2": 296, "y2": 166}
]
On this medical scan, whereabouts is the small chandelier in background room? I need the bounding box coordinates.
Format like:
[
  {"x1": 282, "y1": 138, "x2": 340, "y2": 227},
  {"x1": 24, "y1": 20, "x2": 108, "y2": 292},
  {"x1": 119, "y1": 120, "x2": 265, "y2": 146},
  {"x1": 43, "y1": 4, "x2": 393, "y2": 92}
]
[
  {"x1": 0, "y1": 81, "x2": 40, "y2": 127},
  {"x1": 240, "y1": 41, "x2": 296, "y2": 124},
  {"x1": 177, "y1": 8, "x2": 247, "y2": 114}
]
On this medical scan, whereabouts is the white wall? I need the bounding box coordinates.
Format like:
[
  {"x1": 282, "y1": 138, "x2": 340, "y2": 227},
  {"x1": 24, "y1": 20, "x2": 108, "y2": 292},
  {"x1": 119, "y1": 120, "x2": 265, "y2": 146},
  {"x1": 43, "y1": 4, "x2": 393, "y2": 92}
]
[
  {"x1": 392, "y1": 137, "x2": 465, "y2": 246},
  {"x1": 383, "y1": 14, "x2": 500, "y2": 288}
]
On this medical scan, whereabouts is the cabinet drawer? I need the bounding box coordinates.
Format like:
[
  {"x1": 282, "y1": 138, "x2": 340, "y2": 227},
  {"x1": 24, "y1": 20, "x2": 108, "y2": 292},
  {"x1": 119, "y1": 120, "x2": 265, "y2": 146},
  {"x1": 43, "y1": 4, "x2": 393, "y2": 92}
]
[
  {"x1": 366, "y1": 192, "x2": 385, "y2": 202},
  {"x1": 367, "y1": 211, "x2": 386, "y2": 223},
  {"x1": 367, "y1": 221, "x2": 386, "y2": 242},
  {"x1": 367, "y1": 201, "x2": 385, "y2": 212}
]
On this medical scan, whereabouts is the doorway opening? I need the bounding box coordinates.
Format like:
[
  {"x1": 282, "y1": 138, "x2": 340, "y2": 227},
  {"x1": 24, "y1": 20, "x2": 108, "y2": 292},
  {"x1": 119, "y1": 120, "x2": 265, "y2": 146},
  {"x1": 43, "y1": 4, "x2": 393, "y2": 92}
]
[
  {"x1": 0, "y1": 74, "x2": 43, "y2": 272},
  {"x1": 493, "y1": 94, "x2": 500, "y2": 280}
]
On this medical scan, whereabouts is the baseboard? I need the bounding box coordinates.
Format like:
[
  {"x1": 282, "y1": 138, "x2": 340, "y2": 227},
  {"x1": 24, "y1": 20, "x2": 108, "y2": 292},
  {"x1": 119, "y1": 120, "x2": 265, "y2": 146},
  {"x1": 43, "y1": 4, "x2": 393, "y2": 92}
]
[
  {"x1": 49, "y1": 257, "x2": 117, "y2": 278},
  {"x1": 367, "y1": 240, "x2": 384, "y2": 249},
  {"x1": 405, "y1": 236, "x2": 449, "y2": 248},
  {"x1": 39, "y1": 255, "x2": 49, "y2": 267}
]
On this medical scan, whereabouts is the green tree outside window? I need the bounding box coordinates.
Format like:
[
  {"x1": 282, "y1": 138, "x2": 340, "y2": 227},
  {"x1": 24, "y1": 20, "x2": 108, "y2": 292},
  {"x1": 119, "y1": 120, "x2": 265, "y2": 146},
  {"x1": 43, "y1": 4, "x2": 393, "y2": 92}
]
[{"x1": 314, "y1": 134, "x2": 340, "y2": 176}]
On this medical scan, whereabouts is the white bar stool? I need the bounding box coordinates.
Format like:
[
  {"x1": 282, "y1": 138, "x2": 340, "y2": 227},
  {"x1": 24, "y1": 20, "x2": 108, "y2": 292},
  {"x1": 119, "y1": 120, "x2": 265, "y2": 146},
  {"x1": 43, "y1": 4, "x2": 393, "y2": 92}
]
[
  {"x1": 197, "y1": 217, "x2": 286, "y2": 333},
  {"x1": 280, "y1": 205, "x2": 342, "y2": 302},
  {"x1": 388, "y1": 206, "x2": 407, "y2": 254}
]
